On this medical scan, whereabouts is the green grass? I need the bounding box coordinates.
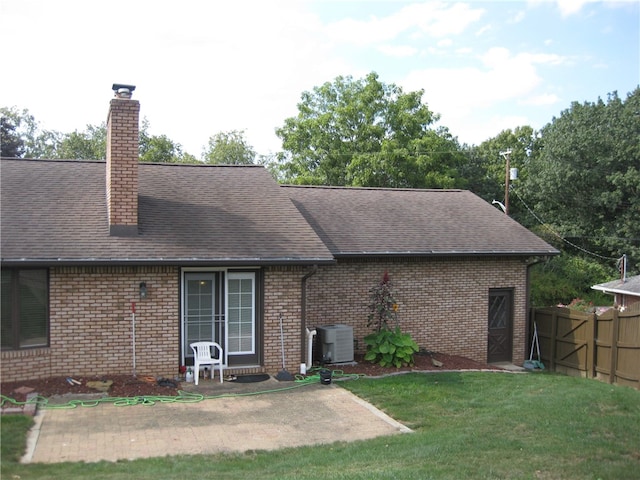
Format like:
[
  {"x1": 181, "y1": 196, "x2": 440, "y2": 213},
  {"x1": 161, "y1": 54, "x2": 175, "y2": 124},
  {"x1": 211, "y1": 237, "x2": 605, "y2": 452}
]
[{"x1": 2, "y1": 372, "x2": 639, "y2": 479}]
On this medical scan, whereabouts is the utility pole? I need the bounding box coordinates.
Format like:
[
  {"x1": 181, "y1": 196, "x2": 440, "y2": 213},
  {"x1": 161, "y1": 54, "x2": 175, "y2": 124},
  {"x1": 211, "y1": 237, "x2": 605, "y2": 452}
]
[{"x1": 500, "y1": 149, "x2": 512, "y2": 215}]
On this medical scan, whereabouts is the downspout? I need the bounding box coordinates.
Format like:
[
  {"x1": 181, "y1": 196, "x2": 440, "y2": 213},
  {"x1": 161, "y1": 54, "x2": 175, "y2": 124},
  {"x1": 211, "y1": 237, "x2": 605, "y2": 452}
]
[{"x1": 300, "y1": 265, "x2": 318, "y2": 365}]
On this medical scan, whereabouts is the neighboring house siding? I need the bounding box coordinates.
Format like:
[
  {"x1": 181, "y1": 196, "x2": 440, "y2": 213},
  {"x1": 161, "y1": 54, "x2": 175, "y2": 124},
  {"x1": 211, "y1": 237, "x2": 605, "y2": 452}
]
[
  {"x1": 617, "y1": 294, "x2": 640, "y2": 308},
  {"x1": 304, "y1": 257, "x2": 528, "y2": 364},
  {"x1": 2, "y1": 266, "x2": 179, "y2": 383}
]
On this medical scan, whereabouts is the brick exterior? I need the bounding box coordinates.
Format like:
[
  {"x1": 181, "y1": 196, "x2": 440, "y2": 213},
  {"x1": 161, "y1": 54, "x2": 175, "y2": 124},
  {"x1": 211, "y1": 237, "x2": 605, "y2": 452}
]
[
  {"x1": 303, "y1": 257, "x2": 528, "y2": 365},
  {"x1": 2, "y1": 266, "x2": 179, "y2": 382},
  {"x1": 106, "y1": 98, "x2": 139, "y2": 229},
  {"x1": 1, "y1": 258, "x2": 529, "y2": 382},
  {"x1": 263, "y1": 266, "x2": 305, "y2": 373}
]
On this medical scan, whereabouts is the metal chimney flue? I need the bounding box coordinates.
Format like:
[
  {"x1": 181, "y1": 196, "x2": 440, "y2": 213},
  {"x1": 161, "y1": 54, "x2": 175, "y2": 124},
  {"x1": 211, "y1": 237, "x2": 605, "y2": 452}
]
[{"x1": 112, "y1": 83, "x2": 136, "y2": 99}]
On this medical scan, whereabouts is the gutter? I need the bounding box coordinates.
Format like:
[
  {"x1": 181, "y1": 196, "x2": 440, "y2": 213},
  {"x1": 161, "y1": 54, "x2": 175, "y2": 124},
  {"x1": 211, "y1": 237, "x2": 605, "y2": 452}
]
[
  {"x1": 300, "y1": 265, "x2": 318, "y2": 364},
  {"x1": 0, "y1": 258, "x2": 336, "y2": 268},
  {"x1": 335, "y1": 250, "x2": 560, "y2": 258}
]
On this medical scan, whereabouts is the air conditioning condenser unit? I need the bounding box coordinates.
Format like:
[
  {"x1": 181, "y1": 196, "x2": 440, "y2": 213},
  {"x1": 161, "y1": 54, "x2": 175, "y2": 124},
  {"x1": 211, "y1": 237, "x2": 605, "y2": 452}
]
[{"x1": 317, "y1": 324, "x2": 354, "y2": 363}]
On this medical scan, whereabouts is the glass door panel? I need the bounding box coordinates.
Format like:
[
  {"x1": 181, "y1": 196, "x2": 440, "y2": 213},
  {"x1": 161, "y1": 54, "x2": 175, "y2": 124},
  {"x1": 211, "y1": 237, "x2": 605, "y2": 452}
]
[
  {"x1": 226, "y1": 273, "x2": 255, "y2": 355},
  {"x1": 182, "y1": 272, "x2": 224, "y2": 364}
]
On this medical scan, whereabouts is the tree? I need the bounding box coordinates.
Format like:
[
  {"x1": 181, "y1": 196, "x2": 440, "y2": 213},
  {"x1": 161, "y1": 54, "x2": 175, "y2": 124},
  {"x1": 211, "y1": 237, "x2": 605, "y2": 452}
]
[
  {"x1": 0, "y1": 107, "x2": 59, "y2": 158},
  {"x1": 522, "y1": 89, "x2": 640, "y2": 271},
  {"x1": 203, "y1": 130, "x2": 256, "y2": 164},
  {"x1": 275, "y1": 72, "x2": 466, "y2": 187},
  {"x1": 55, "y1": 123, "x2": 106, "y2": 160},
  {"x1": 0, "y1": 115, "x2": 25, "y2": 157},
  {"x1": 529, "y1": 254, "x2": 615, "y2": 307},
  {"x1": 139, "y1": 118, "x2": 197, "y2": 163},
  {"x1": 462, "y1": 125, "x2": 537, "y2": 221}
]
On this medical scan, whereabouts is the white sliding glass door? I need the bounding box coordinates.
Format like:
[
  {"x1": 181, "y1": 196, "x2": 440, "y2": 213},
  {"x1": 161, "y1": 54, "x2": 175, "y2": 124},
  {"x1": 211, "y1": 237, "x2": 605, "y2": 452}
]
[{"x1": 182, "y1": 270, "x2": 259, "y2": 367}]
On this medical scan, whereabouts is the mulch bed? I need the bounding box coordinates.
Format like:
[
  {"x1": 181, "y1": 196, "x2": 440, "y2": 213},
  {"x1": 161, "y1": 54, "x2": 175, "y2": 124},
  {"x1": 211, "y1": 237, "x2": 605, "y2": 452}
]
[
  {"x1": 1, "y1": 352, "x2": 503, "y2": 409},
  {"x1": 329, "y1": 351, "x2": 504, "y2": 377},
  {"x1": 1, "y1": 375, "x2": 180, "y2": 406}
]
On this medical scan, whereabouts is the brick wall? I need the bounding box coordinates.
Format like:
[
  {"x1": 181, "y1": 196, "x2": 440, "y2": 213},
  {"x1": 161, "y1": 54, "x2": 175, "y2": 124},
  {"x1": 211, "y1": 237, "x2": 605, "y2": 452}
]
[
  {"x1": 1, "y1": 266, "x2": 179, "y2": 383},
  {"x1": 263, "y1": 265, "x2": 305, "y2": 373},
  {"x1": 106, "y1": 97, "x2": 139, "y2": 229},
  {"x1": 1, "y1": 258, "x2": 529, "y2": 383},
  {"x1": 303, "y1": 257, "x2": 528, "y2": 364}
]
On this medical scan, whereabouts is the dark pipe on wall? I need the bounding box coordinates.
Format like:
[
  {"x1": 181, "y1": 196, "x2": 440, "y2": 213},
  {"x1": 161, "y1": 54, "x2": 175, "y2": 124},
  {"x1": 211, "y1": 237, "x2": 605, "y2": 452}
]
[{"x1": 300, "y1": 265, "x2": 318, "y2": 364}]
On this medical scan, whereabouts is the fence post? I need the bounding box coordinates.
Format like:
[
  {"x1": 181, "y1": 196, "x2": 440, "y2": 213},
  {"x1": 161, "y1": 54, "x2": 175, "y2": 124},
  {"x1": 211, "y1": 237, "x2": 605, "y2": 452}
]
[
  {"x1": 609, "y1": 308, "x2": 619, "y2": 385},
  {"x1": 586, "y1": 312, "x2": 596, "y2": 379}
]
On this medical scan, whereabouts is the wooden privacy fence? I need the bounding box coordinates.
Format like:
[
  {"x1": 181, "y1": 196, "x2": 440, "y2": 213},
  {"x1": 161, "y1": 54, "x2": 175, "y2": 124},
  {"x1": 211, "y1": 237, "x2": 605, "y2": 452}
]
[{"x1": 531, "y1": 303, "x2": 640, "y2": 389}]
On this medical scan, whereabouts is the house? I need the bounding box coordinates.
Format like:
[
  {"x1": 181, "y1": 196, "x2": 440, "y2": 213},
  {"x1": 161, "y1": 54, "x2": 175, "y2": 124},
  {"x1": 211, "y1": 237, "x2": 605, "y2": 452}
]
[
  {"x1": 1, "y1": 86, "x2": 558, "y2": 382},
  {"x1": 592, "y1": 274, "x2": 640, "y2": 310}
]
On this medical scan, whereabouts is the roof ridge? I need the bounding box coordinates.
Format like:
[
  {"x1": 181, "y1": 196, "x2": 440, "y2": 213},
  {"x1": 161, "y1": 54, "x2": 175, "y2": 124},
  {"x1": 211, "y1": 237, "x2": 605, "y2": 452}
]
[
  {"x1": 280, "y1": 184, "x2": 464, "y2": 193},
  {"x1": 1, "y1": 157, "x2": 105, "y2": 164},
  {"x1": 1, "y1": 158, "x2": 264, "y2": 169}
]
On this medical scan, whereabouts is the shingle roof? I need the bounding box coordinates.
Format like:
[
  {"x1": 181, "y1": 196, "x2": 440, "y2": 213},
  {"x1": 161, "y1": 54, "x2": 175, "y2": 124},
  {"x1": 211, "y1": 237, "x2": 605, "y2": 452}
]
[
  {"x1": 1, "y1": 158, "x2": 334, "y2": 266},
  {"x1": 592, "y1": 274, "x2": 640, "y2": 298},
  {"x1": 284, "y1": 185, "x2": 559, "y2": 257}
]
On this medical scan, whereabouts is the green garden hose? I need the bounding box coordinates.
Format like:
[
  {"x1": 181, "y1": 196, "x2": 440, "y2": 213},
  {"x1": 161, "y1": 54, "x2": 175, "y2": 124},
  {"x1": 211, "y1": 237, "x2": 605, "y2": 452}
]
[{"x1": 0, "y1": 369, "x2": 364, "y2": 410}]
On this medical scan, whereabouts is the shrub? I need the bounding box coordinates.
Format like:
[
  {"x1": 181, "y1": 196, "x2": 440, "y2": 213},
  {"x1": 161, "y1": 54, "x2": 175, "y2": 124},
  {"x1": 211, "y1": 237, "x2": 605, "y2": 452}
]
[{"x1": 364, "y1": 327, "x2": 419, "y2": 368}]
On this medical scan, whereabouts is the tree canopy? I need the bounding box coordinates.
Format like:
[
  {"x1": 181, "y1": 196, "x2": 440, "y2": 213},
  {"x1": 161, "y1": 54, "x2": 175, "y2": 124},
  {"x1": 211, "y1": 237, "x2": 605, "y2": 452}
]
[
  {"x1": 275, "y1": 72, "x2": 466, "y2": 188},
  {"x1": 203, "y1": 130, "x2": 256, "y2": 164},
  {"x1": 0, "y1": 107, "x2": 59, "y2": 158},
  {"x1": 521, "y1": 89, "x2": 640, "y2": 269},
  {"x1": 0, "y1": 114, "x2": 25, "y2": 157},
  {"x1": 56, "y1": 123, "x2": 106, "y2": 160},
  {"x1": 138, "y1": 119, "x2": 197, "y2": 163}
]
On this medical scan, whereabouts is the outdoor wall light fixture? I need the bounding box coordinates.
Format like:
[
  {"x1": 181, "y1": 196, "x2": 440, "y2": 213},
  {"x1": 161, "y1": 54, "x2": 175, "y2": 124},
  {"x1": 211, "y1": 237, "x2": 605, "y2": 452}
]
[{"x1": 139, "y1": 282, "x2": 147, "y2": 299}]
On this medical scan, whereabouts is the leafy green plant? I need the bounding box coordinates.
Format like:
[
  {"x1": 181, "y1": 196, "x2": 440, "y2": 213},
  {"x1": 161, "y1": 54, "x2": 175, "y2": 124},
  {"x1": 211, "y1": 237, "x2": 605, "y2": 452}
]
[
  {"x1": 530, "y1": 253, "x2": 615, "y2": 307},
  {"x1": 364, "y1": 327, "x2": 419, "y2": 367},
  {"x1": 565, "y1": 297, "x2": 595, "y2": 312},
  {"x1": 365, "y1": 272, "x2": 419, "y2": 367}
]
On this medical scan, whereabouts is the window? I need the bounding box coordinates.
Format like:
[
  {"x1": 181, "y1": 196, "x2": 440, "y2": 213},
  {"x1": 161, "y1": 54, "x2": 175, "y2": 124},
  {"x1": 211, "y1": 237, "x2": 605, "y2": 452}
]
[{"x1": 1, "y1": 269, "x2": 49, "y2": 350}]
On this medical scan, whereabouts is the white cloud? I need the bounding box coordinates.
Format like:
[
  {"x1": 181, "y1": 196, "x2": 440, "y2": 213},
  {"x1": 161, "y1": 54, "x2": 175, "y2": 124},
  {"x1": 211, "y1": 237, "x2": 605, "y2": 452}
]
[
  {"x1": 519, "y1": 94, "x2": 561, "y2": 106},
  {"x1": 447, "y1": 114, "x2": 532, "y2": 146},
  {"x1": 325, "y1": 1, "x2": 485, "y2": 45},
  {"x1": 0, "y1": 0, "x2": 349, "y2": 156},
  {"x1": 529, "y1": 0, "x2": 613, "y2": 17},
  {"x1": 476, "y1": 24, "x2": 492, "y2": 36},
  {"x1": 555, "y1": 0, "x2": 594, "y2": 17},
  {"x1": 2, "y1": 0, "x2": 633, "y2": 155},
  {"x1": 378, "y1": 45, "x2": 419, "y2": 57},
  {"x1": 402, "y1": 46, "x2": 568, "y2": 143},
  {"x1": 509, "y1": 10, "x2": 526, "y2": 23}
]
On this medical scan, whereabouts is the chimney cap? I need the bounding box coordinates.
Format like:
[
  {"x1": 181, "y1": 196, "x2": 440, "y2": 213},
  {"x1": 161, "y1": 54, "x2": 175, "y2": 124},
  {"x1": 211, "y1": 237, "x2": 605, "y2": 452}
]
[{"x1": 112, "y1": 83, "x2": 136, "y2": 98}]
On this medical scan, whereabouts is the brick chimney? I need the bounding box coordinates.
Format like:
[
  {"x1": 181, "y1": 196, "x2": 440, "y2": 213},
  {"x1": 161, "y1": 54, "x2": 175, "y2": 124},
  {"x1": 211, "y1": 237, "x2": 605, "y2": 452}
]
[{"x1": 106, "y1": 84, "x2": 139, "y2": 236}]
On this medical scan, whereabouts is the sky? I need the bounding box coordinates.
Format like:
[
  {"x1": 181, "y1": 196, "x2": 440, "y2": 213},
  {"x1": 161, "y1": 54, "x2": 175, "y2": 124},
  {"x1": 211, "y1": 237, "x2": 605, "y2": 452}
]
[{"x1": 1, "y1": 0, "x2": 638, "y2": 158}]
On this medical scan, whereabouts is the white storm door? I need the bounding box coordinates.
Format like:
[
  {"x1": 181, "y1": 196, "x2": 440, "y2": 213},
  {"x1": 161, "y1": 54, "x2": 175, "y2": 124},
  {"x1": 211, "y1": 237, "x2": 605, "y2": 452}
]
[{"x1": 182, "y1": 272, "x2": 225, "y2": 364}]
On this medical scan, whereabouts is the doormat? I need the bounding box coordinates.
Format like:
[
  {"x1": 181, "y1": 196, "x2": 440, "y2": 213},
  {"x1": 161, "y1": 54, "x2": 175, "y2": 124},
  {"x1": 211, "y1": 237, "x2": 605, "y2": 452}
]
[{"x1": 232, "y1": 374, "x2": 271, "y2": 383}]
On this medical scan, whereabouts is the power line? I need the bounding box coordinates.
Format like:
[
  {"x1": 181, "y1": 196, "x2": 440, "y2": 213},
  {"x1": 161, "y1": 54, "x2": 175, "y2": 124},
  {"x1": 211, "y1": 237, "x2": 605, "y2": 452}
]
[{"x1": 511, "y1": 188, "x2": 619, "y2": 261}]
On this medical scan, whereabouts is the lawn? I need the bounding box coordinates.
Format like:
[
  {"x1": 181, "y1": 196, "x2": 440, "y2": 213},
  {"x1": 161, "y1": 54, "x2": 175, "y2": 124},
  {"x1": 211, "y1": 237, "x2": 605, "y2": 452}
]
[{"x1": 2, "y1": 371, "x2": 639, "y2": 479}]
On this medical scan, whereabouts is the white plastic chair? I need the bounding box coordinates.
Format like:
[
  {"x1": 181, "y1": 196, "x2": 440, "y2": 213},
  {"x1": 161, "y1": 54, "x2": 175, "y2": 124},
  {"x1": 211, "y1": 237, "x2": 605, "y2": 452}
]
[{"x1": 190, "y1": 341, "x2": 224, "y2": 385}]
